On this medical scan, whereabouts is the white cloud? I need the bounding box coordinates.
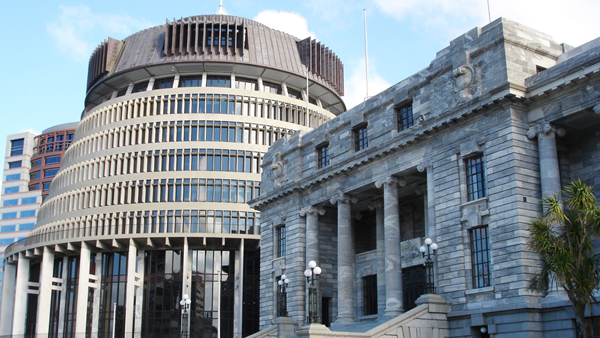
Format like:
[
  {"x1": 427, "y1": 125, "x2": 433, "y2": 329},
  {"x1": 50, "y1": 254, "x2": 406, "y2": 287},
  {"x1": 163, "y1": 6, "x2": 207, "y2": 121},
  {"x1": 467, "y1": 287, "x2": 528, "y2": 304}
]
[
  {"x1": 373, "y1": 0, "x2": 600, "y2": 46},
  {"x1": 46, "y1": 5, "x2": 153, "y2": 64},
  {"x1": 343, "y1": 58, "x2": 392, "y2": 110},
  {"x1": 253, "y1": 10, "x2": 317, "y2": 40}
]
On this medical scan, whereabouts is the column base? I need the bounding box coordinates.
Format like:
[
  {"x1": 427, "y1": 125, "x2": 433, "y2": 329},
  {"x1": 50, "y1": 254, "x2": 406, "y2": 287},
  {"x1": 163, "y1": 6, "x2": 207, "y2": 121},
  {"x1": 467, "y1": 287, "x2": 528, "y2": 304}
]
[
  {"x1": 330, "y1": 317, "x2": 356, "y2": 330},
  {"x1": 295, "y1": 323, "x2": 331, "y2": 338},
  {"x1": 383, "y1": 309, "x2": 404, "y2": 318}
]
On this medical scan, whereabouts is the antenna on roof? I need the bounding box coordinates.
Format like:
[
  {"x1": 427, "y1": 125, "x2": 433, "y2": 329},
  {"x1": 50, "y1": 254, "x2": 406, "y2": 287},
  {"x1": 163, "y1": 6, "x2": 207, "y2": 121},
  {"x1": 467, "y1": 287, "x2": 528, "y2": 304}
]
[
  {"x1": 364, "y1": 9, "x2": 370, "y2": 101},
  {"x1": 218, "y1": 0, "x2": 226, "y2": 15}
]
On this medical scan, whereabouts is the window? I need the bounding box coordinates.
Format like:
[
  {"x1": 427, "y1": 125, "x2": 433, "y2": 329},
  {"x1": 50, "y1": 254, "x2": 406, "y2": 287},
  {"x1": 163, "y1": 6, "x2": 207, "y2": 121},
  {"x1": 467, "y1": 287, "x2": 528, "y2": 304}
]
[
  {"x1": 29, "y1": 184, "x2": 39, "y2": 191},
  {"x1": 0, "y1": 238, "x2": 15, "y2": 246},
  {"x1": 116, "y1": 87, "x2": 127, "y2": 97},
  {"x1": 2, "y1": 212, "x2": 17, "y2": 220},
  {"x1": 43, "y1": 182, "x2": 51, "y2": 191},
  {"x1": 30, "y1": 171, "x2": 41, "y2": 180},
  {"x1": 179, "y1": 76, "x2": 203, "y2": 87},
  {"x1": 4, "y1": 186, "x2": 19, "y2": 194},
  {"x1": 66, "y1": 133, "x2": 74, "y2": 140},
  {"x1": 132, "y1": 81, "x2": 149, "y2": 93},
  {"x1": 21, "y1": 197, "x2": 37, "y2": 204},
  {"x1": 44, "y1": 168, "x2": 59, "y2": 178},
  {"x1": 20, "y1": 210, "x2": 36, "y2": 218},
  {"x1": 206, "y1": 75, "x2": 231, "y2": 88},
  {"x1": 1, "y1": 225, "x2": 16, "y2": 232},
  {"x1": 31, "y1": 158, "x2": 41, "y2": 168},
  {"x1": 153, "y1": 77, "x2": 174, "y2": 90},
  {"x1": 10, "y1": 139, "x2": 24, "y2": 156},
  {"x1": 276, "y1": 226, "x2": 286, "y2": 258},
  {"x1": 287, "y1": 87, "x2": 302, "y2": 100},
  {"x1": 6, "y1": 173, "x2": 20, "y2": 181},
  {"x1": 362, "y1": 275, "x2": 378, "y2": 316},
  {"x1": 471, "y1": 226, "x2": 491, "y2": 288},
  {"x1": 235, "y1": 77, "x2": 257, "y2": 91},
  {"x1": 19, "y1": 223, "x2": 34, "y2": 231},
  {"x1": 317, "y1": 144, "x2": 330, "y2": 168},
  {"x1": 466, "y1": 155, "x2": 486, "y2": 201},
  {"x1": 396, "y1": 103, "x2": 414, "y2": 131},
  {"x1": 8, "y1": 161, "x2": 22, "y2": 169},
  {"x1": 263, "y1": 82, "x2": 282, "y2": 95},
  {"x1": 45, "y1": 155, "x2": 61, "y2": 165},
  {"x1": 354, "y1": 124, "x2": 368, "y2": 151},
  {"x1": 3, "y1": 199, "x2": 18, "y2": 207}
]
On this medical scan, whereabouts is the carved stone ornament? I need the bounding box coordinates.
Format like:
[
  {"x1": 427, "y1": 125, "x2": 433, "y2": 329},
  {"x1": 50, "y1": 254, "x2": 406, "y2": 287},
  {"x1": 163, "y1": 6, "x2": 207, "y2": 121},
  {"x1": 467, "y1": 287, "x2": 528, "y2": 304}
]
[
  {"x1": 270, "y1": 153, "x2": 285, "y2": 187},
  {"x1": 450, "y1": 65, "x2": 478, "y2": 103}
]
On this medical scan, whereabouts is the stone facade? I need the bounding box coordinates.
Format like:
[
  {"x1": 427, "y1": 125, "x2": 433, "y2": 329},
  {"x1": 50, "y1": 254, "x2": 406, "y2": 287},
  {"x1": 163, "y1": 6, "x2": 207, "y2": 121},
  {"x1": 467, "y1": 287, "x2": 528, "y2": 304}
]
[{"x1": 252, "y1": 18, "x2": 600, "y2": 337}]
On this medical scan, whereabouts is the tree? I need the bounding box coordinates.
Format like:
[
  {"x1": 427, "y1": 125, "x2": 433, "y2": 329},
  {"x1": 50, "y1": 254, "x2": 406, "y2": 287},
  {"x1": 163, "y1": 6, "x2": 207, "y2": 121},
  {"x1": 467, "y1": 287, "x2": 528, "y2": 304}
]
[{"x1": 528, "y1": 180, "x2": 600, "y2": 338}]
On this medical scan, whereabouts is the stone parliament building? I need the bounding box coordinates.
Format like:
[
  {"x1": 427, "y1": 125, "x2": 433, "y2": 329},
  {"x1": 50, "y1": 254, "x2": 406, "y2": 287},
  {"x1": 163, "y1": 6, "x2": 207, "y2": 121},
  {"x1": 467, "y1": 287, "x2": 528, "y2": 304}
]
[{"x1": 252, "y1": 18, "x2": 600, "y2": 338}]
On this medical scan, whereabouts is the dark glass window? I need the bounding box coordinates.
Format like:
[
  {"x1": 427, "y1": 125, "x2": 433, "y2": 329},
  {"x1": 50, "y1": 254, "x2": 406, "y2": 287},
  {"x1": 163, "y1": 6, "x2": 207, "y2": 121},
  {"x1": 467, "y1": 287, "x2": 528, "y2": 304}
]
[
  {"x1": 132, "y1": 81, "x2": 149, "y2": 93},
  {"x1": 263, "y1": 81, "x2": 282, "y2": 95},
  {"x1": 8, "y1": 161, "x2": 22, "y2": 169},
  {"x1": 277, "y1": 226, "x2": 286, "y2": 257},
  {"x1": 287, "y1": 87, "x2": 302, "y2": 100},
  {"x1": 30, "y1": 171, "x2": 41, "y2": 180},
  {"x1": 66, "y1": 133, "x2": 74, "y2": 140},
  {"x1": 317, "y1": 144, "x2": 330, "y2": 168},
  {"x1": 31, "y1": 158, "x2": 41, "y2": 168},
  {"x1": 44, "y1": 168, "x2": 59, "y2": 178},
  {"x1": 206, "y1": 75, "x2": 231, "y2": 88},
  {"x1": 116, "y1": 87, "x2": 127, "y2": 97},
  {"x1": 45, "y1": 155, "x2": 61, "y2": 165},
  {"x1": 396, "y1": 103, "x2": 414, "y2": 131},
  {"x1": 43, "y1": 182, "x2": 51, "y2": 191},
  {"x1": 466, "y1": 155, "x2": 486, "y2": 201},
  {"x1": 471, "y1": 226, "x2": 491, "y2": 288},
  {"x1": 354, "y1": 125, "x2": 368, "y2": 151},
  {"x1": 10, "y1": 139, "x2": 24, "y2": 156},
  {"x1": 362, "y1": 275, "x2": 378, "y2": 316},
  {"x1": 153, "y1": 77, "x2": 174, "y2": 90},
  {"x1": 179, "y1": 75, "x2": 203, "y2": 87}
]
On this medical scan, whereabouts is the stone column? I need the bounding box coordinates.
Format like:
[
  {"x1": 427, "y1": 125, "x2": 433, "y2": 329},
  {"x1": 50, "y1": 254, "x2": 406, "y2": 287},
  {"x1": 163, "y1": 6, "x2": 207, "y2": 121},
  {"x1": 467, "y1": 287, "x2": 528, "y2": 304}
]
[
  {"x1": 0, "y1": 262, "x2": 17, "y2": 336},
  {"x1": 375, "y1": 176, "x2": 405, "y2": 317},
  {"x1": 330, "y1": 193, "x2": 357, "y2": 324},
  {"x1": 13, "y1": 253, "x2": 30, "y2": 336},
  {"x1": 36, "y1": 246, "x2": 55, "y2": 336},
  {"x1": 234, "y1": 239, "x2": 245, "y2": 338},
  {"x1": 134, "y1": 250, "x2": 145, "y2": 338},
  {"x1": 124, "y1": 243, "x2": 138, "y2": 337},
  {"x1": 300, "y1": 206, "x2": 326, "y2": 266},
  {"x1": 75, "y1": 243, "x2": 91, "y2": 336},
  {"x1": 527, "y1": 123, "x2": 566, "y2": 198}
]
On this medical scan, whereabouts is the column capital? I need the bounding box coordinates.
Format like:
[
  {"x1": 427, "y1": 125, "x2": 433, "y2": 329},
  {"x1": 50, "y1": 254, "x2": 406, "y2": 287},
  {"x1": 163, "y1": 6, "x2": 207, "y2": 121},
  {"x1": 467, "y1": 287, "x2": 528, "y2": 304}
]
[
  {"x1": 330, "y1": 193, "x2": 357, "y2": 205},
  {"x1": 527, "y1": 122, "x2": 566, "y2": 139},
  {"x1": 375, "y1": 176, "x2": 406, "y2": 189},
  {"x1": 417, "y1": 157, "x2": 433, "y2": 173},
  {"x1": 368, "y1": 199, "x2": 383, "y2": 210},
  {"x1": 300, "y1": 205, "x2": 326, "y2": 217}
]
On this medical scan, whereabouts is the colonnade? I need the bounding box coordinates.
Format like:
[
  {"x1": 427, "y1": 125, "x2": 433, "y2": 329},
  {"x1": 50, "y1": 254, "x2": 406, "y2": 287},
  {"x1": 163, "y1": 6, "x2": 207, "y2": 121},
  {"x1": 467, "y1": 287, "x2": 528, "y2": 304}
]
[{"x1": 0, "y1": 238, "x2": 251, "y2": 338}]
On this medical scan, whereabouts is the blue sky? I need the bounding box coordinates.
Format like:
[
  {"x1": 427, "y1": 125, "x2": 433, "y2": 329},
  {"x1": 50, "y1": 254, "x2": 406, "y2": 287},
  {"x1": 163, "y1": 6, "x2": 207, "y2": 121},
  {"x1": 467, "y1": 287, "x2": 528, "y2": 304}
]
[{"x1": 1, "y1": 0, "x2": 600, "y2": 177}]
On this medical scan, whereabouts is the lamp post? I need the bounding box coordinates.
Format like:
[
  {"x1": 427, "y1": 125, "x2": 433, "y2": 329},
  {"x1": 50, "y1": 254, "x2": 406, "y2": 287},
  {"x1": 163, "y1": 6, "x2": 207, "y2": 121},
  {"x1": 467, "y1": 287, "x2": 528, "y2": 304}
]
[
  {"x1": 180, "y1": 293, "x2": 192, "y2": 338},
  {"x1": 278, "y1": 274, "x2": 290, "y2": 317},
  {"x1": 419, "y1": 238, "x2": 438, "y2": 294},
  {"x1": 304, "y1": 260, "x2": 322, "y2": 324}
]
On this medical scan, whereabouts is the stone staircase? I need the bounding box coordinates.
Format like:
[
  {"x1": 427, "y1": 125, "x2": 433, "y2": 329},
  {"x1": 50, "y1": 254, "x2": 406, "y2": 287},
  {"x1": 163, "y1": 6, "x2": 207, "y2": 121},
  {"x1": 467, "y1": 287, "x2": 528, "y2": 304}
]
[{"x1": 248, "y1": 294, "x2": 451, "y2": 338}]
